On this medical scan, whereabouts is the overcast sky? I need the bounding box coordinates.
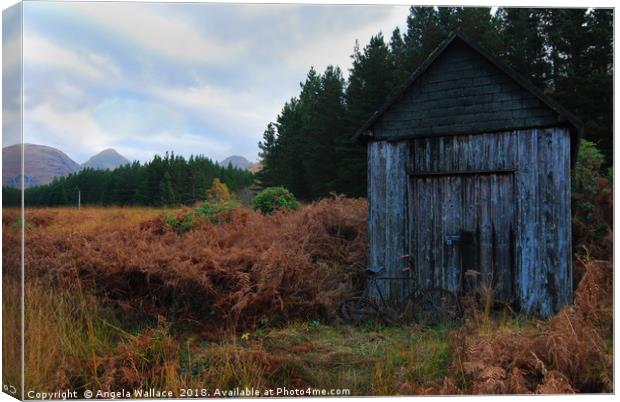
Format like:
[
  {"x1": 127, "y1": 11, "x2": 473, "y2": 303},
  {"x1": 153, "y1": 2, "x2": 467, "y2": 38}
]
[{"x1": 4, "y1": 1, "x2": 409, "y2": 164}]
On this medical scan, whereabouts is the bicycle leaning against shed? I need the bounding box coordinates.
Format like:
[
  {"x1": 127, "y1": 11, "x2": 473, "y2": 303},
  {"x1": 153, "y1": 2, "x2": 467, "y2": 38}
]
[{"x1": 338, "y1": 254, "x2": 461, "y2": 326}]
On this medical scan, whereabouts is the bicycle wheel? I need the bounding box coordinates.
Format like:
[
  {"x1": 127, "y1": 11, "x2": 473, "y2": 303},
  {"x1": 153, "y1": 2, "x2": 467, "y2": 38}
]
[
  {"x1": 413, "y1": 288, "x2": 461, "y2": 326},
  {"x1": 337, "y1": 297, "x2": 382, "y2": 325}
]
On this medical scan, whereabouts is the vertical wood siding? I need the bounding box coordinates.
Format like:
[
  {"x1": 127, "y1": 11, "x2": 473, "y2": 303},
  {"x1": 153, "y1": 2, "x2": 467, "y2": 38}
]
[
  {"x1": 515, "y1": 128, "x2": 573, "y2": 315},
  {"x1": 367, "y1": 140, "x2": 409, "y2": 303},
  {"x1": 367, "y1": 128, "x2": 572, "y2": 317},
  {"x1": 409, "y1": 171, "x2": 516, "y2": 301}
]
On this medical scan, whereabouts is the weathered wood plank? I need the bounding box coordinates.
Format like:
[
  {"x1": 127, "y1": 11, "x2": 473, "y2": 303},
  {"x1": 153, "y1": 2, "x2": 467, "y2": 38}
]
[
  {"x1": 410, "y1": 132, "x2": 518, "y2": 174},
  {"x1": 384, "y1": 141, "x2": 409, "y2": 301},
  {"x1": 515, "y1": 129, "x2": 541, "y2": 313},
  {"x1": 369, "y1": 128, "x2": 572, "y2": 317},
  {"x1": 444, "y1": 175, "x2": 462, "y2": 293},
  {"x1": 537, "y1": 128, "x2": 573, "y2": 312},
  {"x1": 367, "y1": 141, "x2": 410, "y2": 303},
  {"x1": 367, "y1": 142, "x2": 386, "y2": 301}
]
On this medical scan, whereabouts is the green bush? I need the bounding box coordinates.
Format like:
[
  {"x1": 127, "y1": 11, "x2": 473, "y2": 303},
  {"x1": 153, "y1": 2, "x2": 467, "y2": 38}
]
[
  {"x1": 165, "y1": 213, "x2": 194, "y2": 234},
  {"x1": 573, "y1": 140, "x2": 606, "y2": 221},
  {"x1": 572, "y1": 139, "x2": 612, "y2": 256},
  {"x1": 573, "y1": 139, "x2": 605, "y2": 196},
  {"x1": 195, "y1": 199, "x2": 240, "y2": 223},
  {"x1": 252, "y1": 187, "x2": 300, "y2": 214}
]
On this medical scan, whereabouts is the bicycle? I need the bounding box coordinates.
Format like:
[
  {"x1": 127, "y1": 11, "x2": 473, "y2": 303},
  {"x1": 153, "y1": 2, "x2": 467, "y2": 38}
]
[{"x1": 338, "y1": 255, "x2": 461, "y2": 326}]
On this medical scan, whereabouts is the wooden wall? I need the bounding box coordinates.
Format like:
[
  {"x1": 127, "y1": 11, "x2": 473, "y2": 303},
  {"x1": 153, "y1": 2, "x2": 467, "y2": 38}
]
[
  {"x1": 367, "y1": 140, "x2": 410, "y2": 302},
  {"x1": 367, "y1": 127, "x2": 572, "y2": 317}
]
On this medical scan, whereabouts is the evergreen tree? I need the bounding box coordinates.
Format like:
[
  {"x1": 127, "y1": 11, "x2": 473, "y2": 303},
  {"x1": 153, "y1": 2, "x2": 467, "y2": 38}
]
[
  {"x1": 389, "y1": 27, "x2": 409, "y2": 83},
  {"x1": 337, "y1": 34, "x2": 396, "y2": 196},
  {"x1": 18, "y1": 152, "x2": 253, "y2": 207},
  {"x1": 255, "y1": 6, "x2": 613, "y2": 200},
  {"x1": 257, "y1": 123, "x2": 279, "y2": 187},
  {"x1": 496, "y1": 8, "x2": 550, "y2": 89},
  {"x1": 306, "y1": 65, "x2": 347, "y2": 196},
  {"x1": 158, "y1": 171, "x2": 176, "y2": 206},
  {"x1": 438, "y1": 7, "x2": 502, "y2": 52},
  {"x1": 276, "y1": 97, "x2": 308, "y2": 198},
  {"x1": 404, "y1": 7, "x2": 446, "y2": 73}
]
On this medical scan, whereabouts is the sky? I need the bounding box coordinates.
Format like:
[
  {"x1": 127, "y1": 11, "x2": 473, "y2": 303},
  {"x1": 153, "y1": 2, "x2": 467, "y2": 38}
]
[{"x1": 3, "y1": 1, "x2": 410, "y2": 164}]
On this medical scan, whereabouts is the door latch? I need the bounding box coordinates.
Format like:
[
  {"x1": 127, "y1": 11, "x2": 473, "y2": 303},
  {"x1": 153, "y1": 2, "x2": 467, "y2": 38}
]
[{"x1": 445, "y1": 234, "x2": 461, "y2": 246}]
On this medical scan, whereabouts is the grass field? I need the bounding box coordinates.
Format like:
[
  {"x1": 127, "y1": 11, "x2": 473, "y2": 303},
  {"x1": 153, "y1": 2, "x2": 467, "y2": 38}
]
[{"x1": 2, "y1": 200, "x2": 613, "y2": 396}]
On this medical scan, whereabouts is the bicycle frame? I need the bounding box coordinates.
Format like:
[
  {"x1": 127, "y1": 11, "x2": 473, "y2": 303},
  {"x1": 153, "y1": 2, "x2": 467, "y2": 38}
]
[{"x1": 366, "y1": 275, "x2": 418, "y2": 310}]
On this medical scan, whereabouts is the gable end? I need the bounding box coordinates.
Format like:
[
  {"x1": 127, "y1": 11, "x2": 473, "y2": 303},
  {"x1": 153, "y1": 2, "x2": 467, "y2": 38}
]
[{"x1": 354, "y1": 33, "x2": 582, "y2": 163}]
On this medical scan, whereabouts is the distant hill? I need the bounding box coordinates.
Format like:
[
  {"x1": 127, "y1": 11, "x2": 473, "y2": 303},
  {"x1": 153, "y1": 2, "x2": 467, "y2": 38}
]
[
  {"x1": 82, "y1": 148, "x2": 130, "y2": 170},
  {"x1": 248, "y1": 162, "x2": 263, "y2": 173},
  {"x1": 2, "y1": 143, "x2": 80, "y2": 188},
  {"x1": 220, "y1": 155, "x2": 256, "y2": 170},
  {"x1": 2, "y1": 144, "x2": 131, "y2": 188}
]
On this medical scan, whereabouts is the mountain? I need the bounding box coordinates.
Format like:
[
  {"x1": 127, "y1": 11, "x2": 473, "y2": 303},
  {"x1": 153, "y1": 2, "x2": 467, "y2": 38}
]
[
  {"x1": 248, "y1": 162, "x2": 263, "y2": 173},
  {"x1": 82, "y1": 148, "x2": 130, "y2": 170},
  {"x1": 2, "y1": 143, "x2": 80, "y2": 188},
  {"x1": 220, "y1": 155, "x2": 256, "y2": 170}
]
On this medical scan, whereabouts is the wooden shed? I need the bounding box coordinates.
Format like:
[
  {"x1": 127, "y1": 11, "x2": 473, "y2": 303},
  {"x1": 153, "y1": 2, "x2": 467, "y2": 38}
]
[{"x1": 354, "y1": 32, "x2": 582, "y2": 317}]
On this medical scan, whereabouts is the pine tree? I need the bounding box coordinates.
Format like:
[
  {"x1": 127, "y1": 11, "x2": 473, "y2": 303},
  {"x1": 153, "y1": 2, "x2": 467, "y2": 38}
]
[
  {"x1": 158, "y1": 170, "x2": 176, "y2": 206},
  {"x1": 389, "y1": 27, "x2": 409, "y2": 83},
  {"x1": 257, "y1": 123, "x2": 279, "y2": 188},
  {"x1": 254, "y1": 6, "x2": 612, "y2": 200},
  {"x1": 305, "y1": 65, "x2": 346, "y2": 196},
  {"x1": 335, "y1": 34, "x2": 396, "y2": 197},
  {"x1": 496, "y1": 8, "x2": 550, "y2": 89},
  {"x1": 404, "y1": 7, "x2": 446, "y2": 73}
]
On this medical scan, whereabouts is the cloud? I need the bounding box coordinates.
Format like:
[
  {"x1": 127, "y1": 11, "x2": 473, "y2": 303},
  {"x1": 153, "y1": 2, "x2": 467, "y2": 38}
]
[
  {"x1": 3, "y1": 2, "x2": 22, "y2": 148},
  {"x1": 24, "y1": 34, "x2": 120, "y2": 82},
  {"x1": 24, "y1": 103, "x2": 111, "y2": 162},
  {"x1": 66, "y1": 2, "x2": 249, "y2": 65},
  {"x1": 17, "y1": 2, "x2": 412, "y2": 163},
  {"x1": 114, "y1": 131, "x2": 232, "y2": 164},
  {"x1": 2, "y1": 26, "x2": 20, "y2": 73},
  {"x1": 279, "y1": 5, "x2": 409, "y2": 74},
  {"x1": 151, "y1": 83, "x2": 284, "y2": 136},
  {"x1": 92, "y1": 97, "x2": 186, "y2": 137}
]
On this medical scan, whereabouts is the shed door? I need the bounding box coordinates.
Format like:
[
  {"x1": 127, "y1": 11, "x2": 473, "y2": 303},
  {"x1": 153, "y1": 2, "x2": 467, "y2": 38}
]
[{"x1": 408, "y1": 172, "x2": 516, "y2": 301}]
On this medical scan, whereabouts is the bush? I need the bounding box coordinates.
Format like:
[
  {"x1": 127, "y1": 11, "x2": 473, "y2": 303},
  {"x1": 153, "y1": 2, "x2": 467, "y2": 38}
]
[
  {"x1": 573, "y1": 139, "x2": 605, "y2": 202},
  {"x1": 572, "y1": 140, "x2": 612, "y2": 257},
  {"x1": 165, "y1": 212, "x2": 194, "y2": 234},
  {"x1": 252, "y1": 187, "x2": 300, "y2": 214},
  {"x1": 195, "y1": 199, "x2": 241, "y2": 224},
  {"x1": 22, "y1": 197, "x2": 367, "y2": 330}
]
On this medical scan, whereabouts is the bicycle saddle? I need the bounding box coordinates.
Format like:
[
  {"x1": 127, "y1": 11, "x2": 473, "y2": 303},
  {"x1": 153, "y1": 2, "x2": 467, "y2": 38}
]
[{"x1": 365, "y1": 266, "x2": 385, "y2": 275}]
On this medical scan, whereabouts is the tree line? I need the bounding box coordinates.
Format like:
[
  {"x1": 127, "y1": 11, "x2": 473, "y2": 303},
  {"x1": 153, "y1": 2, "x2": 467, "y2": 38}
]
[
  {"x1": 257, "y1": 7, "x2": 613, "y2": 200},
  {"x1": 3, "y1": 152, "x2": 254, "y2": 207}
]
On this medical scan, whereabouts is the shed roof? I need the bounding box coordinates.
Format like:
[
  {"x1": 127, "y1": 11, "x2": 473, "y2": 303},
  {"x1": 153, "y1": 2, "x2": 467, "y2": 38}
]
[{"x1": 353, "y1": 32, "x2": 582, "y2": 162}]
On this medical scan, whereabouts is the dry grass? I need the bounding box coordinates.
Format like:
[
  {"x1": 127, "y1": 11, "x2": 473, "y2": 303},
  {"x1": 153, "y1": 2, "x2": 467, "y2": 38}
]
[
  {"x1": 451, "y1": 258, "x2": 613, "y2": 394},
  {"x1": 1, "y1": 198, "x2": 613, "y2": 396},
  {"x1": 2, "y1": 278, "x2": 22, "y2": 397},
  {"x1": 14, "y1": 277, "x2": 456, "y2": 396},
  {"x1": 16, "y1": 198, "x2": 367, "y2": 330},
  {"x1": 2, "y1": 212, "x2": 22, "y2": 398}
]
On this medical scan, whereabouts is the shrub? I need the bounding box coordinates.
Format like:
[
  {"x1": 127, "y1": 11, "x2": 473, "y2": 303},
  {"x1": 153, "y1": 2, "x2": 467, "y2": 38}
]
[
  {"x1": 572, "y1": 140, "x2": 612, "y2": 258},
  {"x1": 252, "y1": 186, "x2": 299, "y2": 214},
  {"x1": 195, "y1": 199, "x2": 241, "y2": 224},
  {"x1": 573, "y1": 139, "x2": 605, "y2": 204},
  {"x1": 165, "y1": 212, "x2": 194, "y2": 234},
  {"x1": 22, "y1": 197, "x2": 367, "y2": 330}
]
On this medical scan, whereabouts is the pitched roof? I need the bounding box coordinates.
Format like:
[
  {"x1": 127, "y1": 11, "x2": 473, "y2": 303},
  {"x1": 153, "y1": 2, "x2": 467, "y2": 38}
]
[{"x1": 353, "y1": 32, "x2": 582, "y2": 159}]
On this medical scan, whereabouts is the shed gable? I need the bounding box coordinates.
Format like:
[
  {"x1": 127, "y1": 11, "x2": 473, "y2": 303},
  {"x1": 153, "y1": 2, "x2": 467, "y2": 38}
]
[{"x1": 372, "y1": 39, "x2": 560, "y2": 139}]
